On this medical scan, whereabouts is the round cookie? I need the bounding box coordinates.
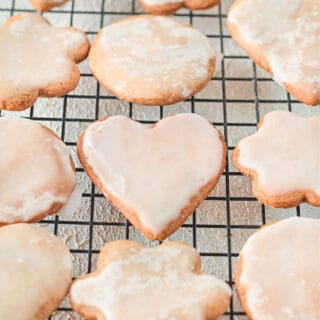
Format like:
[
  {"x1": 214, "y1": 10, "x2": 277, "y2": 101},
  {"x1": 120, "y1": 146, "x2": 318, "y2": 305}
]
[
  {"x1": 235, "y1": 217, "x2": 320, "y2": 320},
  {"x1": 227, "y1": 0, "x2": 320, "y2": 106},
  {"x1": 77, "y1": 113, "x2": 226, "y2": 241},
  {"x1": 140, "y1": 0, "x2": 219, "y2": 15},
  {"x1": 0, "y1": 14, "x2": 90, "y2": 111},
  {"x1": 30, "y1": 0, "x2": 69, "y2": 11},
  {"x1": 89, "y1": 15, "x2": 215, "y2": 106},
  {"x1": 232, "y1": 110, "x2": 320, "y2": 208},
  {"x1": 0, "y1": 117, "x2": 77, "y2": 225},
  {"x1": 71, "y1": 240, "x2": 231, "y2": 320},
  {"x1": 0, "y1": 223, "x2": 73, "y2": 320}
]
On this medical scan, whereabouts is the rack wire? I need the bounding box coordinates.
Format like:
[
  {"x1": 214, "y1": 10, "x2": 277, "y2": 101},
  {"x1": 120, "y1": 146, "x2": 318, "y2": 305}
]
[{"x1": 0, "y1": 0, "x2": 318, "y2": 319}]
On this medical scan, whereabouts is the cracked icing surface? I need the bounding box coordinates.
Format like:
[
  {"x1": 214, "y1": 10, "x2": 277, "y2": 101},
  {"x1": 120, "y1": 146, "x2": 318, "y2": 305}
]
[
  {"x1": 238, "y1": 217, "x2": 320, "y2": 320},
  {"x1": 0, "y1": 13, "x2": 87, "y2": 99},
  {"x1": 0, "y1": 117, "x2": 76, "y2": 223},
  {"x1": 0, "y1": 223, "x2": 72, "y2": 319},
  {"x1": 80, "y1": 113, "x2": 225, "y2": 236},
  {"x1": 228, "y1": 0, "x2": 320, "y2": 102},
  {"x1": 236, "y1": 111, "x2": 320, "y2": 196},
  {"x1": 89, "y1": 15, "x2": 215, "y2": 105},
  {"x1": 71, "y1": 241, "x2": 231, "y2": 320}
]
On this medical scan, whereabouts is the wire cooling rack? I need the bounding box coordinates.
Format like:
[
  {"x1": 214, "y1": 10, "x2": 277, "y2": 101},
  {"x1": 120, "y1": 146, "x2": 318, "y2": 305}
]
[{"x1": 0, "y1": 0, "x2": 319, "y2": 319}]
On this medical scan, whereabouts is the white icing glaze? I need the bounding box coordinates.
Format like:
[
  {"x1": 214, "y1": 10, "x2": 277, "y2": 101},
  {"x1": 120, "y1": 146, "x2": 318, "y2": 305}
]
[
  {"x1": 81, "y1": 114, "x2": 225, "y2": 235},
  {"x1": 56, "y1": 184, "x2": 82, "y2": 219},
  {"x1": 237, "y1": 111, "x2": 320, "y2": 195},
  {"x1": 0, "y1": 117, "x2": 76, "y2": 223},
  {"x1": 89, "y1": 15, "x2": 215, "y2": 103},
  {"x1": 239, "y1": 217, "x2": 320, "y2": 320},
  {"x1": 0, "y1": 223, "x2": 72, "y2": 319},
  {"x1": 228, "y1": 0, "x2": 320, "y2": 90},
  {"x1": 0, "y1": 14, "x2": 87, "y2": 98},
  {"x1": 143, "y1": 0, "x2": 182, "y2": 5},
  {"x1": 71, "y1": 243, "x2": 231, "y2": 320}
]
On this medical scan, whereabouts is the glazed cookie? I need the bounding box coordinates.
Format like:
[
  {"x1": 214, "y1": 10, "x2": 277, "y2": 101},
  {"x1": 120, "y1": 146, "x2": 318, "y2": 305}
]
[
  {"x1": 78, "y1": 113, "x2": 226, "y2": 241},
  {"x1": 71, "y1": 240, "x2": 231, "y2": 320},
  {"x1": 30, "y1": 0, "x2": 69, "y2": 11},
  {"x1": 89, "y1": 15, "x2": 215, "y2": 106},
  {"x1": 227, "y1": 0, "x2": 320, "y2": 106},
  {"x1": 0, "y1": 14, "x2": 90, "y2": 111},
  {"x1": 0, "y1": 117, "x2": 77, "y2": 225},
  {"x1": 236, "y1": 217, "x2": 320, "y2": 320},
  {"x1": 0, "y1": 223, "x2": 72, "y2": 319},
  {"x1": 140, "y1": 0, "x2": 219, "y2": 15},
  {"x1": 232, "y1": 111, "x2": 320, "y2": 208}
]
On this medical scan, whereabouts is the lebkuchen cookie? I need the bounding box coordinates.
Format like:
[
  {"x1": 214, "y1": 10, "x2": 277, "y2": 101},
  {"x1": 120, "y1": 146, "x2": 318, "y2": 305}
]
[
  {"x1": 89, "y1": 15, "x2": 215, "y2": 106},
  {"x1": 140, "y1": 0, "x2": 219, "y2": 15},
  {"x1": 232, "y1": 110, "x2": 320, "y2": 208},
  {"x1": 0, "y1": 14, "x2": 89, "y2": 111},
  {"x1": 0, "y1": 223, "x2": 73, "y2": 320},
  {"x1": 78, "y1": 113, "x2": 226, "y2": 241},
  {"x1": 236, "y1": 217, "x2": 320, "y2": 320},
  {"x1": 71, "y1": 240, "x2": 231, "y2": 320},
  {"x1": 0, "y1": 117, "x2": 77, "y2": 225},
  {"x1": 227, "y1": 0, "x2": 320, "y2": 106}
]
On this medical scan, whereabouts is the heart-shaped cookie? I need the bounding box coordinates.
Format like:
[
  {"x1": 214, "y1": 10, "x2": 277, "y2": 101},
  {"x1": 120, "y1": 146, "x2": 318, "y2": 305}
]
[
  {"x1": 78, "y1": 113, "x2": 226, "y2": 241},
  {"x1": 0, "y1": 223, "x2": 72, "y2": 319}
]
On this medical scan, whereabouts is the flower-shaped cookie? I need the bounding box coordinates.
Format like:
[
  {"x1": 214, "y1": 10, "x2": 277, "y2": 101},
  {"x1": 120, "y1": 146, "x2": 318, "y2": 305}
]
[
  {"x1": 30, "y1": 0, "x2": 69, "y2": 11},
  {"x1": 140, "y1": 0, "x2": 219, "y2": 15},
  {"x1": 232, "y1": 110, "x2": 320, "y2": 208},
  {"x1": 71, "y1": 240, "x2": 231, "y2": 320},
  {"x1": 0, "y1": 14, "x2": 89, "y2": 111},
  {"x1": 227, "y1": 0, "x2": 320, "y2": 106}
]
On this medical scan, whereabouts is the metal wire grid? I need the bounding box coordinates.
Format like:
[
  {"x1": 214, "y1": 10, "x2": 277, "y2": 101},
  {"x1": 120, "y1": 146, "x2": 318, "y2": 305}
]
[{"x1": 0, "y1": 0, "x2": 318, "y2": 319}]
